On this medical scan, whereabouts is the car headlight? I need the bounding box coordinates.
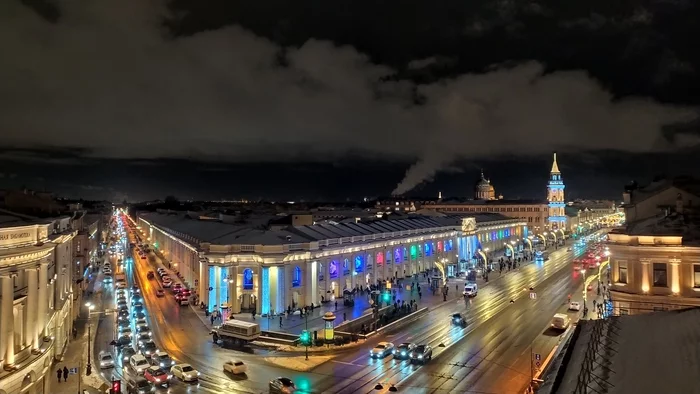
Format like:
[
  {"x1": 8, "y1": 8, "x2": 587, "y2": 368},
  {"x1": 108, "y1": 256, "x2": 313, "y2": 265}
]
[
  {"x1": 418, "y1": 355, "x2": 423, "y2": 359},
  {"x1": 197, "y1": 372, "x2": 201, "y2": 376},
  {"x1": 401, "y1": 352, "x2": 406, "y2": 356}
]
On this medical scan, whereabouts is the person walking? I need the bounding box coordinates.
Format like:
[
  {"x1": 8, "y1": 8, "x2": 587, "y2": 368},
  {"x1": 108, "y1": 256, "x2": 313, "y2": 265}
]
[
  {"x1": 279, "y1": 316, "x2": 283, "y2": 328},
  {"x1": 56, "y1": 368, "x2": 62, "y2": 383},
  {"x1": 72, "y1": 326, "x2": 77, "y2": 339},
  {"x1": 343, "y1": 312, "x2": 347, "y2": 321},
  {"x1": 62, "y1": 366, "x2": 69, "y2": 382}
]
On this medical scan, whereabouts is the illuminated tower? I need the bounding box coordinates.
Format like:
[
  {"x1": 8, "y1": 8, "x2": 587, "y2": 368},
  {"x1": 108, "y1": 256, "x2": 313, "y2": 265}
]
[{"x1": 547, "y1": 152, "x2": 566, "y2": 230}]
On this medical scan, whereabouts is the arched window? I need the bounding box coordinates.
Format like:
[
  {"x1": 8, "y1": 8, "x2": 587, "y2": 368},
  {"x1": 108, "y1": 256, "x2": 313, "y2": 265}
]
[
  {"x1": 418, "y1": 244, "x2": 423, "y2": 258},
  {"x1": 354, "y1": 255, "x2": 364, "y2": 273},
  {"x1": 242, "y1": 268, "x2": 254, "y2": 290},
  {"x1": 376, "y1": 252, "x2": 384, "y2": 265},
  {"x1": 410, "y1": 245, "x2": 417, "y2": 260},
  {"x1": 447, "y1": 239, "x2": 453, "y2": 251},
  {"x1": 437, "y1": 241, "x2": 443, "y2": 252},
  {"x1": 425, "y1": 242, "x2": 432, "y2": 257},
  {"x1": 292, "y1": 266, "x2": 301, "y2": 287},
  {"x1": 403, "y1": 247, "x2": 408, "y2": 261},
  {"x1": 386, "y1": 251, "x2": 392, "y2": 264},
  {"x1": 394, "y1": 248, "x2": 401, "y2": 263},
  {"x1": 343, "y1": 259, "x2": 350, "y2": 275},
  {"x1": 329, "y1": 260, "x2": 338, "y2": 279}
]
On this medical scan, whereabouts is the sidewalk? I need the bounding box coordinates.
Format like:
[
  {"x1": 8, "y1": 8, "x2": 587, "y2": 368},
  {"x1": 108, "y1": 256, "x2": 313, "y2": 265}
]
[{"x1": 51, "y1": 265, "x2": 107, "y2": 394}]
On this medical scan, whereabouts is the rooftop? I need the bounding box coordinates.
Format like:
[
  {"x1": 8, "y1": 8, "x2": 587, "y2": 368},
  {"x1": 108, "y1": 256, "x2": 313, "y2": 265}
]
[
  {"x1": 612, "y1": 209, "x2": 700, "y2": 244},
  {"x1": 630, "y1": 176, "x2": 700, "y2": 205},
  {"x1": 552, "y1": 308, "x2": 700, "y2": 394},
  {"x1": 428, "y1": 198, "x2": 548, "y2": 205},
  {"x1": 0, "y1": 209, "x2": 52, "y2": 229}
]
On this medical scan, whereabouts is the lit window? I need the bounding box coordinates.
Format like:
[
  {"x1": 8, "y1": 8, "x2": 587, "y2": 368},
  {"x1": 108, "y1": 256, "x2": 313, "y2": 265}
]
[
  {"x1": 693, "y1": 265, "x2": 700, "y2": 288},
  {"x1": 618, "y1": 262, "x2": 627, "y2": 284},
  {"x1": 292, "y1": 266, "x2": 301, "y2": 287}
]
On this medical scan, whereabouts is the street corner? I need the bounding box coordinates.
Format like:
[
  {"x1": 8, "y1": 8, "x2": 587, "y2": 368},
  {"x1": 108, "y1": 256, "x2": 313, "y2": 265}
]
[
  {"x1": 255, "y1": 337, "x2": 368, "y2": 354},
  {"x1": 264, "y1": 355, "x2": 334, "y2": 372}
]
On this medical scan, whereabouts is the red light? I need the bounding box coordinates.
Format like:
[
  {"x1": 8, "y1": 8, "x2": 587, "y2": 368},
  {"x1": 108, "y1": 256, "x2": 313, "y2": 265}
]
[{"x1": 112, "y1": 380, "x2": 121, "y2": 394}]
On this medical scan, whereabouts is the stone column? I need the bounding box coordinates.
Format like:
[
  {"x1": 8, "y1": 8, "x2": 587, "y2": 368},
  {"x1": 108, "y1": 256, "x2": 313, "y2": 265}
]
[
  {"x1": 25, "y1": 267, "x2": 38, "y2": 349},
  {"x1": 199, "y1": 260, "x2": 209, "y2": 306},
  {"x1": 284, "y1": 264, "x2": 293, "y2": 309},
  {"x1": 36, "y1": 262, "x2": 49, "y2": 345},
  {"x1": 1, "y1": 275, "x2": 15, "y2": 367},
  {"x1": 641, "y1": 261, "x2": 650, "y2": 293},
  {"x1": 214, "y1": 266, "x2": 221, "y2": 308}
]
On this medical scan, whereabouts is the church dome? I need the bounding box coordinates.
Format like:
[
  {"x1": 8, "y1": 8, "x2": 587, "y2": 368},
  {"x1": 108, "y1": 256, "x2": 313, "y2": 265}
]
[{"x1": 474, "y1": 170, "x2": 496, "y2": 200}]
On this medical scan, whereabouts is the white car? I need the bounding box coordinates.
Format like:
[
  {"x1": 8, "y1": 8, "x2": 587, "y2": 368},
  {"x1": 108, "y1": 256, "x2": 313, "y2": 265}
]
[
  {"x1": 370, "y1": 342, "x2": 395, "y2": 358},
  {"x1": 130, "y1": 354, "x2": 150, "y2": 374},
  {"x1": 99, "y1": 351, "x2": 114, "y2": 369},
  {"x1": 223, "y1": 360, "x2": 247, "y2": 374},
  {"x1": 568, "y1": 301, "x2": 581, "y2": 311},
  {"x1": 162, "y1": 279, "x2": 172, "y2": 288},
  {"x1": 171, "y1": 363, "x2": 199, "y2": 382}
]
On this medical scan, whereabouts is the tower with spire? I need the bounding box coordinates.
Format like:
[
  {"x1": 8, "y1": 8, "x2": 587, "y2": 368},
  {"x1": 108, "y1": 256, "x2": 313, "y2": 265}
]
[{"x1": 547, "y1": 152, "x2": 566, "y2": 230}]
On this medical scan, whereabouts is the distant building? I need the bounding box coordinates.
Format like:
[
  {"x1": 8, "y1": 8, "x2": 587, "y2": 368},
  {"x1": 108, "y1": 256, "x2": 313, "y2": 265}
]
[
  {"x1": 474, "y1": 170, "x2": 497, "y2": 200},
  {"x1": 607, "y1": 176, "x2": 700, "y2": 315},
  {"x1": 547, "y1": 153, "x2": 566, "y2": 231}
]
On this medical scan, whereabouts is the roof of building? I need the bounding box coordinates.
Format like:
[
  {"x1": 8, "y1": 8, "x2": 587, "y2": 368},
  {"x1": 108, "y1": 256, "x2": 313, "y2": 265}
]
[
  {"x1": 429, "y1": 198, "x2": 548, "y2": 205},
  {"x1": 0, "y1": 209, "x2": 53, "y2": 229},
  {"x1": 551, "y1": 308, "x2": 700, "y2": 394},
  {"x1": 631, "y1": 176, "x2": 700, "y2": 206},
  {"x1": 614, "y1": 210, "x2": 700, "y2": 243},
  {"x1": 550, "y1": 152, "x2": 560, "y2": 173}
]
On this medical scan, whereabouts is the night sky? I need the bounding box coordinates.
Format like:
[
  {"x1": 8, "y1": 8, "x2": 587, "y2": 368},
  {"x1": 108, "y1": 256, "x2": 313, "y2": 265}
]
[{"x1": 1, "y1": 0, "x2": 699, "y2": 202}]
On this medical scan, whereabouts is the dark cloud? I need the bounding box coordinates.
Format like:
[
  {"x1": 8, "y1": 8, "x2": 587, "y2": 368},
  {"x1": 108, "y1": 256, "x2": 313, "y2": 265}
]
[{"x1": 0, "y1": 0, "x2": 698, "y2": 195}]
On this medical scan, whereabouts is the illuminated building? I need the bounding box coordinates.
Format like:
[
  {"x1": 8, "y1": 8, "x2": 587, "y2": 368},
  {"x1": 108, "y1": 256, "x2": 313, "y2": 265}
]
[
  {"x1": 607, "y1": 177, "x2": 700, "y2": 315},
  {"x1": 0, "y1": 213, "x2": 77, "y2": 394},
  {"x1": 547, "y1": 152, "x2": 566, "y2": 231},
  {"x1": 138, "y1": 212, "x2": 526, "y2": 315},
  {"x1": 474, "y1": 170, "x2": 496, "y2": 200}
]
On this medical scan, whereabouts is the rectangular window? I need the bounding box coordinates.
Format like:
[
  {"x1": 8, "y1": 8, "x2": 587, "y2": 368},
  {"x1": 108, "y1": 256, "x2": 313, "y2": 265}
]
[
  {"x1": 694, "y1": 265, "x2": 700, "y2": 288},
  {"x1": 618, "y1": 261, "x2": 628, "y2": 284},
  {"x1": 653, "y1": 263, "x2": 667, "y2": 287}
]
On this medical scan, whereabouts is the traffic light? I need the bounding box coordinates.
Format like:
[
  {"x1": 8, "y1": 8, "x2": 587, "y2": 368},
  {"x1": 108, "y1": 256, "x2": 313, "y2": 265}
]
[
  {"x1": 111, "y1": 379, "x2": 121, "y2": 394},
  {"x1": 300, "y1": 330, "x2": 311, "y2": 346}
]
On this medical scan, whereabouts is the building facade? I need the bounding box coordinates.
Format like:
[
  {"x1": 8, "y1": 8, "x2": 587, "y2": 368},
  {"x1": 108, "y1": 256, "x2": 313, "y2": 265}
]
[
  {"x1": 607, "y1": 177, "x2": 700, "y2": 315},
  {"x1": 547, "y1": 152, "x2": 566, "y2": 231},
  {"x1": 0, "y1": 213, "x2": 77, "y2": 394},
  {"x1": 136, "y1": 213, "x2": 526, "y2": 316}
]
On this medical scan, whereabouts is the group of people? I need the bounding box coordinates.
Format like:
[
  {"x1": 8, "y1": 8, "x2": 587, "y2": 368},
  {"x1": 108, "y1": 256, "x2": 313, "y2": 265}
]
[{"x1": 55, "y1": 366, "x2": 70, "y2": 383}]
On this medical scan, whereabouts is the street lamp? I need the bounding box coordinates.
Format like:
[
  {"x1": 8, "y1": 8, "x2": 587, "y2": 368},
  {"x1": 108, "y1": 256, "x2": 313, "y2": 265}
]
[
  {"x1": 524, "y1": 238, "x2": 533, "y2": 254},
  {"x1": 85, "y1": 302, "x2": 95, "y2": 375}
]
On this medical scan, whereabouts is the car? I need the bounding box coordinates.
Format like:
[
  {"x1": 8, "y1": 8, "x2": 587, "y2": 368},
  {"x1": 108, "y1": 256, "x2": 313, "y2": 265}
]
[
  {"x1": 120, "y1": 347, "x2": 137, "y2": 363},
  {"x1": 451, "y1": 313, "x2": 467, "y2": 327},
  {"x1": 551, "y1": 313, "x2": 571, "y2": 330},
  {"x1": 119, "y1": 327, "x2": 133, "y2": 337},
  {"x1": 156, "y1": 289, "x2": 165, "y2": 297},
  {"x1": 410, "y1": 345, "x2": 433, "y2": 364},
  {"x1": 118, "y1": 309, "x2": 130, "y2": 319},
  {"x1": 104, "y1": 269, "x2": 112, "y2": 275},
  {"x1": 126, "y1": 377, "x2": 155, "y2": 394},
  {"x1": 568, "y1": 301, "x2": 581, "y2": 311},
  {"x1": 117, "y1": 300, "x2": 128, "y2": 309},
  {"x1": 131, "y1": 295, "x2": 143, "y2": 305},
  {"x1": 116, "y1": 282, "x2": 127, "y2": 289},
  {"x1": 147, "y1": 271, "x2": 155, "y2": 280},
  {"x1": 116, "y1": 295, "x2": 127, "y2": 303},
  {"x1": 131, "y1": 285, "x2": 140, "y2": 294},
  {"x1": 137, "y1": 325, "x2": 152, "y2": 337},
  {"x1": 140, "y1": 255, "x2": 146, "y2": 260},
  {"x1": 104, "y1": 274, "x2": 113, "y2": 284},
  {"x1": 99, "y1": 351, "x2": 115, "y2": 369},
  {"x1": 135, "y1": 318, "x2": 148, "y2": 327},
  {"x1": 144, "y1": 366, "x2": 171, "y2": 386},
  {"x1": 151, "y1": 351, "x2": 174, "y2": 368},
  {"x1": 162, "y1": 280, "x2": 172, "y2": 288},
  {"x1": 392, "y1": 343, "x2": 416, "y2": 360},
  {"x1": 463, "y1": 283, "x2": 478, "y2": 297},
  {"x1": 172, "y1": 283, "x2": 182, "y2": 293},
  {"x1": 223, "y1": 360, "x2": 247, "y2": 374},
  {"x1": 171, "y1": 363, "x2": 200, "y2": 382},
  {"x1": 130, "y1": 354, "x2": 151, "y2": 374},
  {"x1": 269, "y1": 377, "x2": 296, "y2": 394},
  {"x1": 133, "y1": 305, "x2": 145, "y2": 317},
  {"x1": 134, "y1": 312, "x2": 147, "y2": 321},
  {"x1": 370, "y1": 342, "x2": 395, "y2": 358},
  {"x1": 137, "y1": 333, "x2": 152, "y2": 346},
  {"x1": 116, "y1": 335, "x2": 131, "y2": 347},
  {"x1": 140, "y1": 340, "x2": 157, "y2": 357}
]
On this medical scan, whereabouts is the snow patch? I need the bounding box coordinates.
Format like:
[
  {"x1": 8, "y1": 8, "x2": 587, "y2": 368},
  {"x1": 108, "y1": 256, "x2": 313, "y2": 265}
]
[{"x1": 264, "y1": 355, "x2": 333, "y2": 372}]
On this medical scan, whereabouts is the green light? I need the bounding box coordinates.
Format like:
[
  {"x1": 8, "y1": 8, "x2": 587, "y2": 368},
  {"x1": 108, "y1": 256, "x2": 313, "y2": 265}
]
[
  {"x1": 300, "y1": 330, "x2": 311, "y2": 346},
  {"x1": 382, "y1": 291, "x2": 391, "y2": 303}
]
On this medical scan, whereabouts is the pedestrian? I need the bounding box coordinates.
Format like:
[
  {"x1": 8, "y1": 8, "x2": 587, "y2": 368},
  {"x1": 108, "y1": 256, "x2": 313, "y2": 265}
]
[
  {"x1": 252, "y1": 311, "x2": 255, "y2": 320},
  {"x1": 279, "y1": 316, "x2": 283, "y2": 328},
  {"x1": 56, "y1": 368, "x2": 62, "y2": 383},
  {"x1": 335, "y1": 300, "x2": 338, "y2": 310},
  {"x1": 72, "y1": 326, "x2": 77, "y2": 339},
  {"x1": 343, "y1": 312, "x2": 347, "y2": 321},
  {"x1": 210, "y1": 315, "x2": 214, "y2": 325},
  {"x1": 62, "y1": 366, "x2": 69, "y2": 382}
]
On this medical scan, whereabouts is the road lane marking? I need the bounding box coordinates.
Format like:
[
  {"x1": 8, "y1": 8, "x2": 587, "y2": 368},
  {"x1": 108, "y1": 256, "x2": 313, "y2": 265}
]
[{"x1": 333, "y1": 360, "x2": 363, "y2": 367}]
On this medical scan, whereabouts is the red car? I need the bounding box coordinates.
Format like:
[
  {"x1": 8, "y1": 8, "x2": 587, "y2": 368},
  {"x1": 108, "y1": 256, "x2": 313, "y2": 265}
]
[{"x1": 144, "y1": 366, "x2": 171, "y2": 386}]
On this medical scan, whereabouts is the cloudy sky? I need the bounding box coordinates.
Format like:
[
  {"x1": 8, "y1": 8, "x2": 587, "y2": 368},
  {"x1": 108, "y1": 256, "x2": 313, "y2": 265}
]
[{"x1": 1, "y1": 0, "x2": 699, "y2": 201}]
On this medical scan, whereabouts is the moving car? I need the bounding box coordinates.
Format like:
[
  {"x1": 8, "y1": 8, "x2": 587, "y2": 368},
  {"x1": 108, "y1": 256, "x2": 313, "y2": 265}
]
[
  {"x1": 126, "y1": 377, "x2": 155, "y2": 394},
  {"x1": 137, "y1": 333, "x2": 152, "y2": 346},
  {"x1": 392, "y1": 343, "x2": 416, "y2": 360},
  {"x1": 140, "y1": 340, "x2": 157, "y2": 357},
  {"x1": 156, "y1": 289, "x2": 165, "y2": 297},
  {"x1": 568, "y1": 301, "x2": 581, "y2": 311},
  {"x1": 119, "y1": 327, "x2": 133, "y2": 338},
  {"x1": 147, "y1": 271, "x2": 155, "y2": 280},
  {"x1": 130, "y1": 354, "x2": 150, "y2": 374},
  {"x1": 162, "y1": 279, "x2": 172, "y2": 288},
  {"x1": 99, "y1": 351, "x2": 115, "y2": 369},
  {"x1": 463, "y1": 283, "x2": 478, "y2": 297},
  {"x1": 171, "y1": 363, "x2": 200, "y2": 382},
  {"x1": 151, "y1": 351, "x2": 174, "y2": 368},
  {"x1": 551, "y1": 313, "x2": 571, "y2": 330},
  {"x1": 144, "y1": 366, "x2": 171, "y2": 386},
  {"x1": 223, "y1": 360, "x2": 247, "y2": 374},
  {"x1": 451, "y1": 313, "x2": 467, "y2": 327},
  {"x1": 137, "y1": 325, "x2": 152, "y2": 337},
  {"x1": 370, "y1": 342, "x2": 395, "y2": 358},
  {"x1": 269, "y1": 377, "x2": 296, "y2": 394},
  {"x1": 120, "y1": 347, "x2": 136, "y2": 363},
  {"x1": 410, "y1": 345, "x2": 433, "y2": 364}
]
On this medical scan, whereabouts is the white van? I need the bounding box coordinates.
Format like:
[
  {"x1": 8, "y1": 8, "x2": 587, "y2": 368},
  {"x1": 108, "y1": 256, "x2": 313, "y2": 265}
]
[
  {"x1": 551, "y1": 313, "x2": 570, "y2": 330},
  {"x1": 129, "y1": 354, "x2": 150, "y2": 374},
  {"x1": 463, "y1": 283, "x2": 478, "y2": 297}
]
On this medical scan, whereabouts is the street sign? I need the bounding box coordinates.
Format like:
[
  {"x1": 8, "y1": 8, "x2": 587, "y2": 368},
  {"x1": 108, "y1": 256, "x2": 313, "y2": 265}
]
[
  {"x1": 530, "y1": 292, "x2": 537, "y2": 299},
  {"x1": 69, "y1": 367, "x2": 78, "y2": 375},
  {"x1": 535, "y1": 353, "x2": 541, "y2": 361}
]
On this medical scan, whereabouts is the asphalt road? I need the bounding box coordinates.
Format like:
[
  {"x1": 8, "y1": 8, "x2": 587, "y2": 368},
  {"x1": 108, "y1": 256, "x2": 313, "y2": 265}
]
[{"x1": 94, "y1": 214, "x2": 603, "y2": 394}]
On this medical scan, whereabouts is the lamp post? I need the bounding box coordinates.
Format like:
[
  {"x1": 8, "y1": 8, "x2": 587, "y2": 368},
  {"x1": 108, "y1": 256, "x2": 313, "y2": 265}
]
[
  {"x1": 524, "y1": 237, "x2": 533, "y2": 255},
  {"x1": 579, "y1": 269, "x2": 587, "y2": 313},
  {"x1": 85, "y1": 302, "x2": 95, "y2": 375}
]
